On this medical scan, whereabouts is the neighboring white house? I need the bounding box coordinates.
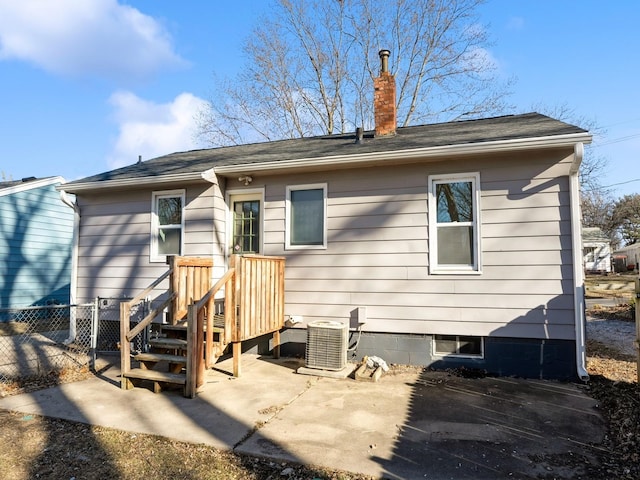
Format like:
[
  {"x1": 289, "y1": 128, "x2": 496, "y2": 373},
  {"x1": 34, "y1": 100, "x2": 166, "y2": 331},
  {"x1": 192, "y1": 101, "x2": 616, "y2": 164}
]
[{"x1": 582, "y1": 227, "x2": 611, "y2": 273}]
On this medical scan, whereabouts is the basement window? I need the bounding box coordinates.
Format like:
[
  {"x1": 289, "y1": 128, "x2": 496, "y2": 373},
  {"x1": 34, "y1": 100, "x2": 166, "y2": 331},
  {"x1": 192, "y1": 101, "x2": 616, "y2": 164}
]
[{"x1": 433, "y1": 335, "x2": 483, "y2": 358}]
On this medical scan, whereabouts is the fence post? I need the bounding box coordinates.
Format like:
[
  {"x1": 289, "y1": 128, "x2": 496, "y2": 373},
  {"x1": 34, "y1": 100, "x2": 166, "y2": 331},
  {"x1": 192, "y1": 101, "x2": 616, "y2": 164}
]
[
  {"x1": 185, "y1": 303, "x2": 198, "y2": 398},
  {"x1": 197, "y1": 308, "x2": 205, "y2": 388},
  {"x1": 90, "y1": 297, "x2": 99, "y2": 370},
  {"x1": 634, "y1": 276, "x2": 640, "y2": 383},
  {"x1": 119, "y1": 301, "x2": 132, "y2": 390},
  {"x1": 205, "y1": 297, "x2": 212, "y2": 369}
]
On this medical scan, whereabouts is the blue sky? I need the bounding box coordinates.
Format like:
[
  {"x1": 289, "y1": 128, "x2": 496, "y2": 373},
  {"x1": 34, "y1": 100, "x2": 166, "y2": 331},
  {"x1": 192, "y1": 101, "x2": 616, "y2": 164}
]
[{"x1": 0, "y1": 1, "x2": 638, "y2": 197}]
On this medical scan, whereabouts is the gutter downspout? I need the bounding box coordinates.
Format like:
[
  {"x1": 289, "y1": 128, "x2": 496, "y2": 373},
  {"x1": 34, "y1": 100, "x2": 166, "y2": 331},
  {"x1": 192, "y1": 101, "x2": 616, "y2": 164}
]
[
  {"x1": 569, "y1": 142, "x2": 589, "y2": 381},
  {"x1": 200, "y1": 168, "x2": 226, "y2": 294},
  {"x1": 60, "y1": 190, "x2": 80, "y2": 345}
]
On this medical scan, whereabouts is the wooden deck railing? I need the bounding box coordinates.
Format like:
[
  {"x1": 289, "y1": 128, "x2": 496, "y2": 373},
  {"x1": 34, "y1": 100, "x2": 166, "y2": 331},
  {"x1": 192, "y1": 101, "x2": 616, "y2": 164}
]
[
  {"x1": 234, "y1": 254, "x2": 286, "y2": 342},
  {"x1": 167, "y1": 256, "x2": 213, "y2": 324},
  {"x1": 184, "y1": 254, "x2": 286, "y2": 396}
]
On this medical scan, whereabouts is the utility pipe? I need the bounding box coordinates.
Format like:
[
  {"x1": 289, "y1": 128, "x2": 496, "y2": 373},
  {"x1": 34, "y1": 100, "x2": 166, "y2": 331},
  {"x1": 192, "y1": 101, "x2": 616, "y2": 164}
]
[{"x1": 60, "y1": 189, "x2": 80, "y2": 345}]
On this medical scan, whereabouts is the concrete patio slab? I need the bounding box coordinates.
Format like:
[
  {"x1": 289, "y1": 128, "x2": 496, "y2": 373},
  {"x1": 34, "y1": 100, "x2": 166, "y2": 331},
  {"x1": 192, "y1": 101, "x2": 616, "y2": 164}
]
[{"x1": 0, "y1": 353, "x2": 606, "y2": 479}]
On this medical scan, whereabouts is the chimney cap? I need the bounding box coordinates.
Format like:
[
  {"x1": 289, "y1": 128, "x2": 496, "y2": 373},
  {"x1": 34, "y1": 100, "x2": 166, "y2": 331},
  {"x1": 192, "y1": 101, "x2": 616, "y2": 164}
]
[{"x1": 379, "y1": 49, "x2": 391, "y2": 73}]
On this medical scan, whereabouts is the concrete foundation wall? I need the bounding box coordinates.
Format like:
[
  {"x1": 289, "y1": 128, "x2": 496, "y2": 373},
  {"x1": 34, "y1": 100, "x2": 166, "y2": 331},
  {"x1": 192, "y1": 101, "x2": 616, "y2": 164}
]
[{"x1": 244, "y1": 329, "x2": 577, "y2": 381}]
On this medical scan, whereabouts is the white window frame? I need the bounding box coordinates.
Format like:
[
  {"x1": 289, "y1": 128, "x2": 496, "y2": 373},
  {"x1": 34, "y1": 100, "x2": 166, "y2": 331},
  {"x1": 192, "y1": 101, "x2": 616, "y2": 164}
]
[
  {"x1": 150, "y1": 189, "x2": 185, "y2": 263},
  {"x1": 285, "y1": 183, "x2": 327, "y2": 250},
  {"x1": 428, "y1": 172, "x2": 481, "y2": 274},
  {"x1": 433, "y1": 335, "x2": 485, "y2": 359}
]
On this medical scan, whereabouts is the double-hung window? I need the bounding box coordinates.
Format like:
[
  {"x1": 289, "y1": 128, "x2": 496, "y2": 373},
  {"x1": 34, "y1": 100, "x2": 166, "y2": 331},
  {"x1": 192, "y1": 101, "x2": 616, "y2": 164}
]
[
  {"x1": 286, "y1": 184, "x2": 327, "y2": 249},
  {"x1": 428, "y1": 173, "x2": 481, "y2": 273},
  {"x1": 150, "y1": 190, "x2": 185, "y2": 262}
]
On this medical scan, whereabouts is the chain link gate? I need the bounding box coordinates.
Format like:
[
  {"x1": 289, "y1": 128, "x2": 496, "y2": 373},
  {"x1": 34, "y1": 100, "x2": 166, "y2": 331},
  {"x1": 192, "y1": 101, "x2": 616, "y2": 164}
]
[{"x1": 95, "y1": 297, "x2": 150, "y2": 356}]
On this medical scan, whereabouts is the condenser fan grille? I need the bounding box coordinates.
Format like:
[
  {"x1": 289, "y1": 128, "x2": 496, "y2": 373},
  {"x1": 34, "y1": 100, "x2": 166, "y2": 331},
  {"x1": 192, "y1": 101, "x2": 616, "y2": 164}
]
[{"x1": 305, "y1": 321, "x2": 348, "y2": 370}]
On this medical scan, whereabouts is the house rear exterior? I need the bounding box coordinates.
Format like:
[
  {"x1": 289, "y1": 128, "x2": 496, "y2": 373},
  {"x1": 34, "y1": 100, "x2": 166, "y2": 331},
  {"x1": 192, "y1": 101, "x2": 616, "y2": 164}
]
[
  {"x1": 61, "y1": 112, "x2": 591, "y2": 380},
  {"x1": 0, "y1": 176, "x2": 74, "y2": 308},
  {"x1": 61, "y1": 55, "x2": 591, "y2": 380}
]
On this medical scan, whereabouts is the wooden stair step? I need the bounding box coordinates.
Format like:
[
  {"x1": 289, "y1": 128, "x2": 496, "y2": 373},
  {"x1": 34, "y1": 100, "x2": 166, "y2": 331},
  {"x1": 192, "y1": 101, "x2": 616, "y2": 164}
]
[
  {"x1": 134, "y1": 352, "x2": 187, "y2": 365},
  {"x1": 161, "y1": 323, "x2": 225, "y2": 334},
  {"x1": 149, "y1": 337, "x2": 187, "y2": 349},
  {"x1": 124, "y1": 368, "x2": 186, "y2": 385}
]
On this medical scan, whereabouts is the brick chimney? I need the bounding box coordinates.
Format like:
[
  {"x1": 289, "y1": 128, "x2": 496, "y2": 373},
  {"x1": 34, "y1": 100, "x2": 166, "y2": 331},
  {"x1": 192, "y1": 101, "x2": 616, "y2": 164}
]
[{"x1": 374, "y1": 49, "x2": 396, "y2": 136}]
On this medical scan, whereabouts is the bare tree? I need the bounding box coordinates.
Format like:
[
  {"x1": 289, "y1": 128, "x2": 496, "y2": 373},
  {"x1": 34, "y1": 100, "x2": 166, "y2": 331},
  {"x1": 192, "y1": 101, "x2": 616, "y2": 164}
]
[
  {"x1": 197, "y1": 0, "x2": 512, "y2": 146},
  {"x1": 613, "y1": 194, "x2": 640, "y2": 246},
  {"x1": 581, "y1": 188, "x2": 619, "y2": 245},
  {"x1": 530, "y1": 103, "x2": 608, "y2": 195}
]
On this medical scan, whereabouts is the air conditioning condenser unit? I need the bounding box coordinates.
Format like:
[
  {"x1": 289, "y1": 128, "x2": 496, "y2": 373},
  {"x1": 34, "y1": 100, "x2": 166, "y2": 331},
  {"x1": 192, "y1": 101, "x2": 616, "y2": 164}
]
[{"x1": 305, "y1": 321, "x2": 348, "y2": 371}]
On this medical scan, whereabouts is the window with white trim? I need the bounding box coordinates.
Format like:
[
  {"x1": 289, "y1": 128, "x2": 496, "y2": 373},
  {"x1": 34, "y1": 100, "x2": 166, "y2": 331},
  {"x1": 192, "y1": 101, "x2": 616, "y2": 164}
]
[
  {"x1": 286, "y1": 184, "x2": 327, "y2": 249},
  {"x1": 150, "y1": 190, "x2": 185, "y2": 262},
  {"x1": 433, "y1": 335, "x2": 484, "y2": 358},
  {"x1": 428, "y1": 173, "x2": 481, "y2": 273}
]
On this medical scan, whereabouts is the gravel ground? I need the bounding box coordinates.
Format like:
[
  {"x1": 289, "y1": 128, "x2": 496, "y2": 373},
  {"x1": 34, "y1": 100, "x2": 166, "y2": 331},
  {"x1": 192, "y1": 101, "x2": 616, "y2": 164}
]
[{"x1": 586, "y1": 316, "x2": 637, "y2": 357}]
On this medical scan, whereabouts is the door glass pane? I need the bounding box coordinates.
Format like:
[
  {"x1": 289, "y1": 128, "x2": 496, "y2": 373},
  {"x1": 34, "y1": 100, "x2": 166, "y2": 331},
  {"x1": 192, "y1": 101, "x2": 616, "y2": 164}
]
[
  {"x1": 233, "y1": 200, "x2": 260, "y2": 254},
  {"x1": 290, "y1": 189, "x2": 323, "y2": 245}
]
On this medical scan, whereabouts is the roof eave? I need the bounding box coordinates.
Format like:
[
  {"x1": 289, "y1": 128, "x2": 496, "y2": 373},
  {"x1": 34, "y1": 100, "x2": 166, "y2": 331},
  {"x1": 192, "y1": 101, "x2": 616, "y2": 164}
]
[
  {"x1": 58, "y1": 172, "x2": 206, "y2": 193},
  {"x1": 59, "y1": 132, "x2": 592, "y2": 192},
  {"x1": 214, "y1": 132, "x2": 593, "y2": 175}
]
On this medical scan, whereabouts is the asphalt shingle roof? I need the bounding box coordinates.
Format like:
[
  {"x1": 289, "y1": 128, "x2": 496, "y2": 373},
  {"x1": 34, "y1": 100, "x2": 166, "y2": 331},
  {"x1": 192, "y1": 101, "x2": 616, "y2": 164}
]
[
  {"x1": 65, "y1": 113, "x2": 588, "y2": 187},
  {"x1": 0, "y1": 177, "x2": 49, "y2": 191}
]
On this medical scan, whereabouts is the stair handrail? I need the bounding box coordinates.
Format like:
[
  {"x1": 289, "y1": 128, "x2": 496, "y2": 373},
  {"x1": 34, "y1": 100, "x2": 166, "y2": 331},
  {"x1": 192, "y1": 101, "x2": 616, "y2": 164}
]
[
  {"x1": 120, "y1": 268, "x2": 174, "y2": 389},
  {"x1": 193, "y1": 268, "x2": 235, "y2": 310},
  {"x1": 185, "y1": 267, "x2": 236, "y2": 397},
  {"x1": 126, "y1": 292, "x2": 177, "y2": 342}
]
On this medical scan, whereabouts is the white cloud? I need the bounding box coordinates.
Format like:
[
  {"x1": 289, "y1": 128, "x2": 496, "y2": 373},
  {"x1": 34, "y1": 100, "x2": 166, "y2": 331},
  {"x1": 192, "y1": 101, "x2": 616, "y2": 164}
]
[
  {"x1": 507, "y1": 16, "x2": 525, "y2": 31},
  {"x1": 0, "y1": 0, "x2": 185, "y2": 79},
  {"x1": 461, "y1": 47, "x2": 500, "y2": 75},
  {"x1": 107, "y1": 91, "x2": 207, "y2": 169}
]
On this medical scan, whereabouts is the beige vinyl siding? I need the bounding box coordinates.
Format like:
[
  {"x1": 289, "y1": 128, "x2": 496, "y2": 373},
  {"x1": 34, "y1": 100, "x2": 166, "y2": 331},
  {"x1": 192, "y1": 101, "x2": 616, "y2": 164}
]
[
  {"x1": 76, "y1": 183, "x2": 216, "y2": 302},
  {"x1": 256, "y1": 148, "x2": 576, "y2": 341}
]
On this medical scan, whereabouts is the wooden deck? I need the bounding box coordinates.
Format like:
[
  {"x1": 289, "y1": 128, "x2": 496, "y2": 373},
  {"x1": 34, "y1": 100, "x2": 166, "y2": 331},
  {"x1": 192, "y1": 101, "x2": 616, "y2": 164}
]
[{"x1": 120, "y1": 255, "x2": 285, "y2": 397}]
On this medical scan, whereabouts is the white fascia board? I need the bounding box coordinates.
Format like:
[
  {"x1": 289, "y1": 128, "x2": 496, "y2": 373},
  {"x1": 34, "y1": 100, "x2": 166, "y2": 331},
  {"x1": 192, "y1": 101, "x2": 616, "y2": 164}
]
[
  {"x1": 0, "y1": 176, "x2": 66, "y2": 197},
  {"x1": 57, "y1": 172, "x2": 205, "y2": 193},
  {"x1": 214, "y1": 132, "x2": 593, "y2": 174}
]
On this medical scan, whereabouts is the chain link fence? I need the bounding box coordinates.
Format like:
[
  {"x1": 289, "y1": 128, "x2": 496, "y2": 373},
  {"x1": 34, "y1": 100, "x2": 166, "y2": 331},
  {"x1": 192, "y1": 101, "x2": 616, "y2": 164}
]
[
  {"x1": 0, "y1": 297, "x2": 151, "y2": 385},
  {"x1": 0, "y1": 303, "x2": 95, "y2": 384}
]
